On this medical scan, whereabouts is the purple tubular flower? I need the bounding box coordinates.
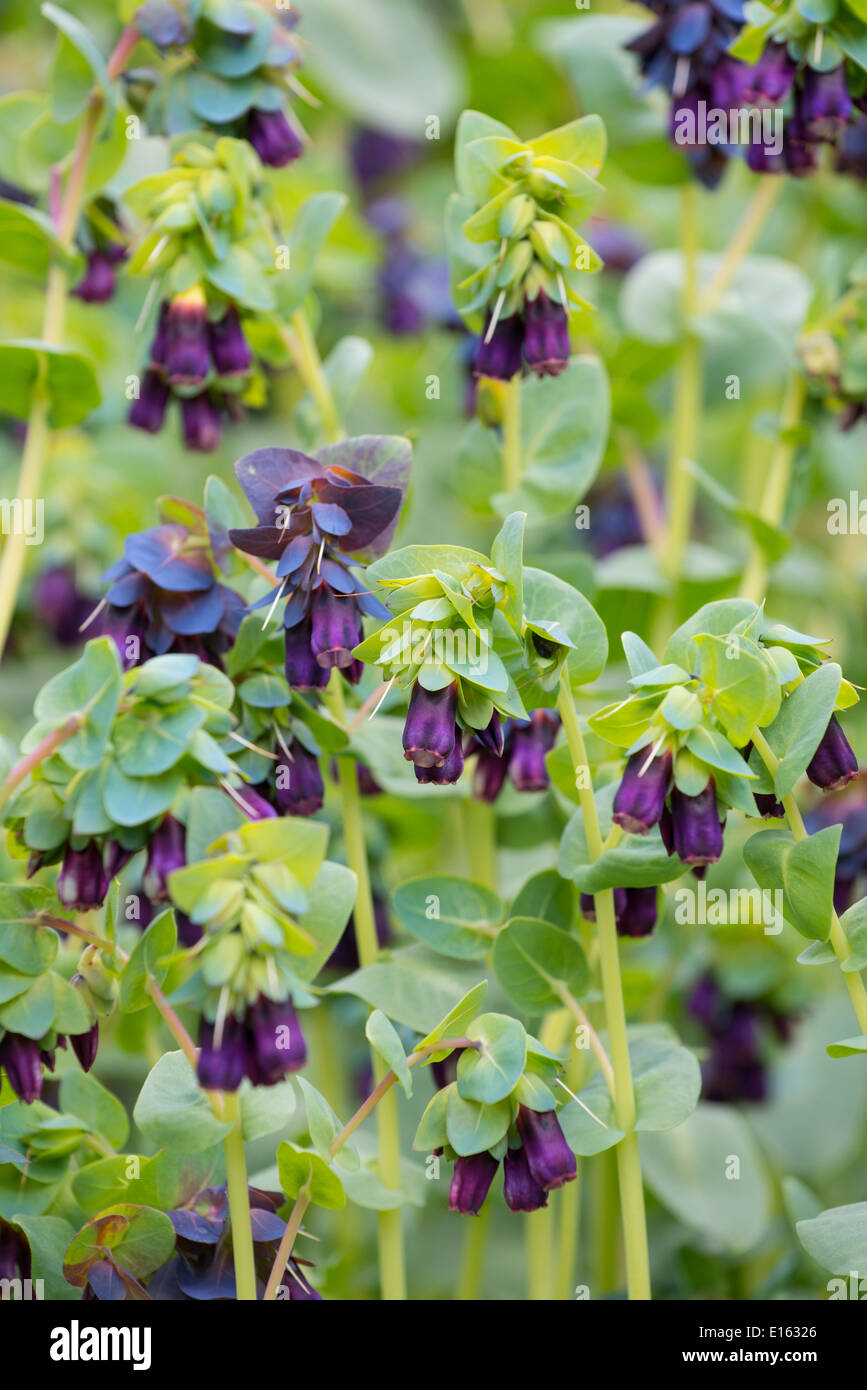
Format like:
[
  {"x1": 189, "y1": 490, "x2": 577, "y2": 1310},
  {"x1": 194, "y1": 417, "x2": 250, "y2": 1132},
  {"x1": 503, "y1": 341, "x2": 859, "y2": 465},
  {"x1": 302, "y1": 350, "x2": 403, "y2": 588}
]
[
  {"x1": 247, "y1": 996, "x2": 307, "y2": 1084},
  {"x1": 284, "y1": 619, "x2": 331, "y2": 691},
  {"x1": 670, "y1": 780, "x2": 724, "y2": 865},
  {"x1": 402, "y1": 681, "x2": 458, "y2": 768},
  {"x1": 58, "y1": 842, "x2": 109, "y2": 911},
  {"x1": 472, "y1": 747, "x2": 509, "y2": 803},
  {"x1": 245, "y1": 107, "x2": 303, "y2": 167},
  {"x1": 310, "y1": 585, "x2": 364, "y2": 670},
  {"x1": 274, "y1": 741, "x2": 324, "y2": 817},
  {"x1": 523, "y1": 291, "x2": 570, "y2": 377},
  {"x1": 70, "y1": 1022, "x2": 99, "y2": 1073},
  {"x1": 209, "y1": 306, "x2": 252, "y2": 376},
  {"x1": 806, "y1": 715, "x2": 859, "y2": 791},
  {"x1": 580, "y1": 888, "x2": 628, "y2": 922},
  {"x1": 163, "y1": 290, "x2": 212, "y2": 385},
  {"x1": 473, "y1": 313, "x2": 524, "y2": 380},
  {"x1": 103, "y1": 839, "x2": 133, "y2": 880},
  {"x1": 197, "y1": 1015, "x2": 248, "y2": 1092},
  {"x1": 743, "y1": 41, "x2": 797, "y2": 103},
  {"x1": 235, "y1": 786, "x2": 278, "y2": 820},
  {"x1": 414, "y1": 732, "x2": 465, "y2": 785},
  {"x1": 516, "y1": 1105, "x2": 577, "y2": 1191},
  {"x1": 142, "y1": 816, "x2": 186, "y2": 901},
  {"x1": 448, "y1": 1152, "x2": 500, "y2": 1215},
  {"x1": 617, "y1": 886, "x2": 658, "y2": 938},
  {"x1": 129, "y1": 369, "x2": 170, "y2": 435},
  {"x1": 0, "y1": 1033, "x2": 43, "y2": 1103},
  {"x1": 503, "y1": 1145, "x2": 549, "y2": 1213},
  {"x1": 0, "y1": 1217, "x2": 31, "y2": 1281},
  {"x1": 798, "y1": 64, "x2": 852, "y2": 142},
  {"x1": 33, "y1": 564, "x2": 94, "y2": 646},
  {"x1": 181, "y1": 393, "x2": 223, "y2": 452},
  {"x1": 74, "y1": 251, "x2": 117, "y2": 304},
  {"x1": 754, "y1": 790, "x2": 784, "y2": 818},
  {"x1": 612, "y1": 748, "x2": 673, "y2": 834},
  {"x1": 509, "y1": 710, "x2": 559, "y2": 791}
]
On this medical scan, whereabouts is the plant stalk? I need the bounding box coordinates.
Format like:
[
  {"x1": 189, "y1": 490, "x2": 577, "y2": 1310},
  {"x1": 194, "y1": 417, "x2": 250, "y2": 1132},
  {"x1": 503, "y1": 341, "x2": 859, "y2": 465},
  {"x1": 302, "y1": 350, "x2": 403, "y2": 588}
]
[
  {"x1": 556, "y1": 675, "x2": 651, "y2": 1299},
  {"x1": 288, "y1": 307, "x2": 344, "y2": 445},
  {"x1": 222, "y1": 1090, "x2": 257, "y2": 1301},
  {"x1": 263, "y1": 1189, "x2": 311, "y2": 1301},
  {"x1": 501, "y1": 373, "x2": 522, "y2": 493}
]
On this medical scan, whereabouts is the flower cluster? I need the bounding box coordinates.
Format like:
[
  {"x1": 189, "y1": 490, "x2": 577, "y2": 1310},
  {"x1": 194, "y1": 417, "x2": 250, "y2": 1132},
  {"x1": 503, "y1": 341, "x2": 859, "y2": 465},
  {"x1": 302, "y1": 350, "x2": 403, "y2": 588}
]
[
  {"x1": 414, "y1": 1022, "x2": 577, "y2": 1216},
  {"x1": 132, "y1": 0, "x2": 306, "y2": 167},
  {"x1": 688, "y1": 972, "x2": 796, "y2": 1103},
  {"x1": 99, "y1": 522, "x2": 244, "y2": 668},
  {"x1": 626, "y1": 0, "x2": 748, "y2": 188},
  {"x1": 166, "y1": 817, "x2": 353, "y2": 1091},
  {"x1": 228, "y1": 439, "x2": 410, "y2": 691},
  {"x1": 447, "y1": 113, "x2": 606, "y2": 379},
  {"x1": 359, "y1": 515, "x2": 578, "y2": 789},
  {"x1": 124, "y1": 137, "x2": 281, "y2": 449}
]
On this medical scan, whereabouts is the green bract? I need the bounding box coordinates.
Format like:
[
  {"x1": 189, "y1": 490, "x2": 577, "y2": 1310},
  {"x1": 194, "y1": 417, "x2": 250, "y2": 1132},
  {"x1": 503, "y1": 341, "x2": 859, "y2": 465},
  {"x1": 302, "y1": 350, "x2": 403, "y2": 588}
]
[
  {"x1": 447, "y1": 110, "x2": 607, "y2": 328},
  {"x1": 167, "y1": 815, "x2": 355, "y2": 1015},
  {"x1": 6, "y1": 642, "x2": 246, "y2": 856}
]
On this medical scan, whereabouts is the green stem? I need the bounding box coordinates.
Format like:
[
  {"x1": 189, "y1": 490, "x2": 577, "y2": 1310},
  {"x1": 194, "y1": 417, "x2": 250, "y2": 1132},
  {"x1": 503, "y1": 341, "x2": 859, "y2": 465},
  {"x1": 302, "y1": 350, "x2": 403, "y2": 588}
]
[
  {"x1": 263, "y1": 1189, "x2": 311, "y2": 1301},
  {"x1": 662, "y1": 182, "x2": 702, "y2": 589},
  {"x1": 556, "y1": 676, "x2": 651, "y2": 1300},
  {"x1": 288, "y1": 307, "x2": 344, "y2": 445},
  {"x1": 740, "y1": 371, "x2": 806, "y2": 604},
  {"x1": 456, "y1": 1200, "x2": 490, "y2": 1300},
  {"x1": 0, "y1": 26, "x2": 137, "y2": 660},
  {"x1": 553, "y1": 1044, "x2": 585, "y2": 1300},
  {"x1": 462, "y1": 798, "x2": 497, "y2": 890},
  {"x1": 501, "y1": 373, "x2": 522, "y2": 493},
  {"x1": 751, "y1": 726, "x2": 867, "y2": 1035},
  {"x1": 222, "y1": 1090, "x2": 257, "y2": 1301},
  {"x1": 323, "y1": 669, "x2": 406, "y2": 1299},
  {"x1": 526, "y1": 1205, "x2": 553, "y2": 1300},
  {"x1": 0, "y1": 714, "x2": 82, "y2": 812},
  {"x1": 594, "y1": 1149, "x2": 619, "y2": 1295},
  {"x1": 700, "y1": 177, "x2": 782, "y2": 315}
]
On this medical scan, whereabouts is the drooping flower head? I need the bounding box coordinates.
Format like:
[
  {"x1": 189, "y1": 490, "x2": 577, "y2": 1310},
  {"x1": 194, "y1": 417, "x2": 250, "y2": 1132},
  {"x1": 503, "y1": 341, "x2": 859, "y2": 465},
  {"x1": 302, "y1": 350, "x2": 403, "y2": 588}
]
[
  {"x1": 228, "y1": 440, "x2": 410, "y2": 691},
  {"x1": 99, "y1": 523, "x2": 245, "y2": 669},
  {"x1": 132, "y1": 0, "x2": 305, "y2": 166},
  {"x1": 448, "y1": 112, "x2": 606, "y2": 380}
]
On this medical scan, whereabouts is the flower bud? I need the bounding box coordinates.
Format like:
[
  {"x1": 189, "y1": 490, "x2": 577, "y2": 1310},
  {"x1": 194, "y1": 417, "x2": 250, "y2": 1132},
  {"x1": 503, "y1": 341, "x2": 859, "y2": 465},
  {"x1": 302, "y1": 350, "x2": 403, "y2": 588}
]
[
  {"x1": 247, "y1": 995, "x2": 307, "y2": 1084},
  {"x1": 164, "y1": 289, "x2": 211, "y2": 385},
  {"x1": 284, "y1": 619, "x2": 331, "y2": 690},
  {"x1": 806, "y1": 715, "x2": 858, "y2": 791},
  {"x1": 617, "y1": 886, "x2": 658, "y2": 938},
  {"x1": 509, "y1": 710, "x2": 558, "y2": 791},
  {"x1": 612, "y1": 748, "x2": 673, "y2": 834},
  {"x1": 0, "y1": 1033, "x2": 43, "y2": 1103},
  {"x1": 245, "y1": 108, "x2": 303, "y2": 167},
  {"x1": 58, "y1": 842, "x2": 109, "y2": 911},
  {"x1": 516, "y1": 1105, "x2": 576, "y2": 1190},
  {"x1": 523, "y1": 290, "x2": 570, "y2": 377},
  {"x1": 209, "y1": 306, "x2": 252, "y2": 377},
  {"x1": 669, "y1": 780, "x2": 724, "y2": 866},
  {"x1": 143, "y1": 816, "x2": 186, "y2": 902},
  {"x1": 310, "y1": 586, "x2": 364, "y2": 671},
  {"x1": 274, "y1": 742, "x2": 325, "y2": 817},
  {"x1": 448, "y1": 1152, "x2": 499, "y2": 1215},
  {"x1": 181, "y1": 393, "x2": 223, "y2": 452},
  {"x1": 70, "y1": 1022, "x2": 99, "y2": 1073},
  {"x1": 402, "y1": 681, "x2": 458, "y2": 768},
  {"x1": 414, "y1": 733, "x2": 464, "y2": 785},
  {"x1": 473, "y1": 313, "x2": 524, "y2": 381},
  {"x1": 503, "y1": 1144, "x2": 549, "y2": 1212}
]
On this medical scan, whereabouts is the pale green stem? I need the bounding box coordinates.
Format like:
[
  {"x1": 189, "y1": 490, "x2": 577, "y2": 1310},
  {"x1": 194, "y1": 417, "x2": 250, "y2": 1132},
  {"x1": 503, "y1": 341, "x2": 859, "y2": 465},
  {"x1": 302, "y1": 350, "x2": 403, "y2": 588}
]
[
  {"x1": 456, "y1": 1200, "x2": 491, "y2": 1300},
  {"x1": 0, "y1": 28, "x2": 138, "y2": 659},
  {"x1": 751, "y1": 726, "x2": 867, "y2": 1035},
  {"x1": 501, "y1": 373, "x2": 522, "y2": 492},
  {"x1": 263, "y1": 1189, "x2": 311, "y2": 1301},
  {"x1": 288, "y1": 307, "x2": 344, "y2": 445},
  {"x1": 740, "y1": 371, "x2": 806, "y2": 604},
  {"x1": 554, "y1": 1045, "x2": 586, "y2": 1300},
  {"x1": 556, "y1": 676, "x2": 651, "y2": 1300},
  {"x1": 526, "y1": 1205, "x2": 554, "y2": 1300},
  {"x1": 699, "y1": 177, "x2": 782, "y2": 315},
  {"x1": 661, "y1": 183, "x2": 701, "y2": 588},
  {"x1": 222, "y1": 1090, "x2": 257, "y2": 1301},
  {"x1": 323, "y1": 670, "x2": 406, "y2": 1299},
  {"x1": 462, "y1": 797, "x2": 497, "y2": 891}
]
